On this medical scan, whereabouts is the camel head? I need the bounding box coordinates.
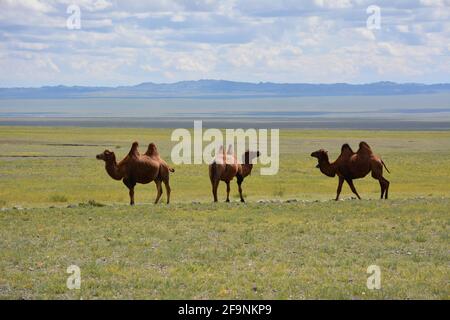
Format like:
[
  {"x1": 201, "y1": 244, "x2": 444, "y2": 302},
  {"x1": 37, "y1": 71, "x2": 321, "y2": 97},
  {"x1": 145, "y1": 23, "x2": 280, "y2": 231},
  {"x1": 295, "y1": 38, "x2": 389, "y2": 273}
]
[
  {"x1": 96, "y1": 150, "x2": 116, "y2": 162},
  {"x1": 243, "y1": 150, "x2": 261, "y2": 164},
  {"x1": 310, "y1": 149, "x2": 329, "y2": 168}
]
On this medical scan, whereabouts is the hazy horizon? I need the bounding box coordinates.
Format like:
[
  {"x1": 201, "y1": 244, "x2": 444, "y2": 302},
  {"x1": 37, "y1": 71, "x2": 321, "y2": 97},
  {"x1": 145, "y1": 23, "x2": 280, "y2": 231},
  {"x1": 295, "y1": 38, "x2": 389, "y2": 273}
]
[
  {"x1": 1, "y1": 94, "x2": 449, "y2": 130},
  {"x1": 2, "y1": 79, "x2": 450, "y2": 90}
]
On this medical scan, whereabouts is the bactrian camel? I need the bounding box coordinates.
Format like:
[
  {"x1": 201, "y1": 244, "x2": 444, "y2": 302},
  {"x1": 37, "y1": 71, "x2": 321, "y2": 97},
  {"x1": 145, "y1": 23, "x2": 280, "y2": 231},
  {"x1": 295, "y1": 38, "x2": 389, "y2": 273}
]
[
  {"x1": 209, "y1": 146, "x2": 260, "y2": 203},
  {"x1": 96, "y1": 142, "x2": 174, "y2": 205},
  {"x1": 311, "y1": 142, "x2": 390, "y2": 200}
]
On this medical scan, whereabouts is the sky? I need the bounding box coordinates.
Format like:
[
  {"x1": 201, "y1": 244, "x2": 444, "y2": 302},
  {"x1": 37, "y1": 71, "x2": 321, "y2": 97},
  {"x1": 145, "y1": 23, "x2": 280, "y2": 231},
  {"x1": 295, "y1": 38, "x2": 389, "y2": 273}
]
[{"x1": 0, "y1": 0, "x2": 449, "y2": 87}]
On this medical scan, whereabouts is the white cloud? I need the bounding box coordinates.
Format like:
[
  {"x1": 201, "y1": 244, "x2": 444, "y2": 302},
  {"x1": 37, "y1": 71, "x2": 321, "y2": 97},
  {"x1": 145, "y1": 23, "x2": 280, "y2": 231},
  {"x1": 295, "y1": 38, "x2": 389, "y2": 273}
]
[
  {"x1": 58, "y1": 0, "x2": 113, "y2": 12},
  {"x1": 396, "y1": 25, "x2": 410, "y2": 33},
  {"x1": 13, "y1": 42, "x2": 50, "y2": 51},
  {"x1": 0, "y1": 0, "x2": 54, "y2": 13},
  {"x1": 37, "y1": 56, "x2": 60, "y2": 73},
  {"x1": 0, "y1": 0, "x2": 449, "y2": 85},
  {"x1": 171, "y1": 13, "x2": 186, "y2": 22},
  {"x1": 314, "y1": 0, "x2": 353, "y2": 9},
  {"x1": 140, "y1": 64, "x2": 159, "y2": 72},
  {"x1": 420, "y1": 0, "x2": 450, "y2": 7},
  {"x1": 353, "y1": 28, "x2": 376, "y2": 41}
]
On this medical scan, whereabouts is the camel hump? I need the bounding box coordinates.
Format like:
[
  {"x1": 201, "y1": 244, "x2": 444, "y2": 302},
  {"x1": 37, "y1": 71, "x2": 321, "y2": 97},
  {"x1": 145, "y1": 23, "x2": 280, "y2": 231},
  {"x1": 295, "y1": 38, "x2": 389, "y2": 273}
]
[
  {"x1": 128, "y1": 141, "x2": 140, "y2": 157},
  {"x1": 338, "y1": 143, "x2": 354, "y2": 160},
  {"x1": 145, "y1": 143, "x2": 159, "y2": 157},
  {"x1": 341, "y1": 143, "x2": 354, "y2": 154},
  {"x1": 359, "y1": 141, "x2": 371, "y2": 149},
  {"x1": 358, "y1": 141, "x2": 372, "y2": 152},
  {"x1": 357, "y1": 141, "x2": 373, "y2": 156},
  {"x1": 214, "y1": 145, "x2": 226, "y2": 164}
]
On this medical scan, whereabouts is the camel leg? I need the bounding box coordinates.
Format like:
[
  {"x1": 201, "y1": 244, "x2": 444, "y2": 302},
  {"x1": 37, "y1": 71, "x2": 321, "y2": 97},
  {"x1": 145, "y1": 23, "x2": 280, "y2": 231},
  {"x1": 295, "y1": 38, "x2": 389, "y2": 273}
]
[
  {"x1": 382, "y1": 177, "x2": 390, "y2": 200},
  {"x1": 163, "y1": 179, "x2": 171, "y2": 204},
  {"x1": 372, "y1": 169, "x2": 390, "y2": 200},
  {"x1": 225, "y1": 181, "x2": 231, "y2": 202},
  {"x1": 345, "y1": 178, "x2": 361, "y2": 200},
  {"x1": 212, "y1": 179, "x2": 219, "y2": 202},
  {"x1": 237, "y1": 175, "x2": 245, "y2": 203},
  {"x1": 123, "y1": 179, "x2": 136, "y2": 205},
  {"x1": 378, "y1": 179, "x2": 385, "y2": 199},
  {"x1": 129, "y1": 187, "x2": 135, "y2": 205},
  {"x1": 154, "y1": 180, "x2": 163, "y2": 204},
  {"x1": 335, "y1": 176, "x2": 344, "y2": 201}
]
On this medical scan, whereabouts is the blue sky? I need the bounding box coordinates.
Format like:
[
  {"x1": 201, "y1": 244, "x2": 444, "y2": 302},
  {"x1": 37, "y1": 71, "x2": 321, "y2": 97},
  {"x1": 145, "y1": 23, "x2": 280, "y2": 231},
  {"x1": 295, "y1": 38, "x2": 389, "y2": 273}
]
[{"x1": 0, "y1": 0, "x2": 449, "y2": 87}]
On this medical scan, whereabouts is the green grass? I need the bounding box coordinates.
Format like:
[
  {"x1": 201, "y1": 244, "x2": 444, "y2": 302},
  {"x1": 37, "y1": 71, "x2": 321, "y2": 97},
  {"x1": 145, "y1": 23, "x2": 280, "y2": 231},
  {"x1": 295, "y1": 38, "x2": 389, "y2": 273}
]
[
  {"x1": 0, "y1": 126, "x2": 449, "y2": 299},
  {"x1": 48, "y1": 194, "x2": 68, "y2": 203},
  {"x1": 0, "y1": 199, "x2": 448, "y2": 299}
]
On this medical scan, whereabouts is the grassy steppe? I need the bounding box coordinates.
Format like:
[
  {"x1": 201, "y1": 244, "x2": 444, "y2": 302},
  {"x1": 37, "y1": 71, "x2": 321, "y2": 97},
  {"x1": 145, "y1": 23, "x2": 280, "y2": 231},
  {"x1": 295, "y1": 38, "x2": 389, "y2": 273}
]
[
  {"x1": 1, "y1": 199, "x2": 448, "y2": 299},
  {"x1": 0, "y1": 126, "x2": 449, "y2": 299},
  {"x1": 0, "y1": 127, "x2": 450, "y2": 205}
]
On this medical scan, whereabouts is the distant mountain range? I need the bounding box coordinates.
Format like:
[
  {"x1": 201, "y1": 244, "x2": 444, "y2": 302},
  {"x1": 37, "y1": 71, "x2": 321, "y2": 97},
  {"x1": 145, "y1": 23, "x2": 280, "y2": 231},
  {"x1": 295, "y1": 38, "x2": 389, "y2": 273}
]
[{"x1": 1, "y1": 80, "x2": 450, "y2": 99}]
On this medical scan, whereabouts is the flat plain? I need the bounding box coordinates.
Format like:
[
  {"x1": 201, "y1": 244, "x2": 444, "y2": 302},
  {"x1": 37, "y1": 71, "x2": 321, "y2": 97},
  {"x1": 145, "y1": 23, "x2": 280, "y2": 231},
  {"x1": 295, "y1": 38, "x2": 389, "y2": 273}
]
[{"x1": 0, "y1": 126, "x2": 449, "y2": 299}]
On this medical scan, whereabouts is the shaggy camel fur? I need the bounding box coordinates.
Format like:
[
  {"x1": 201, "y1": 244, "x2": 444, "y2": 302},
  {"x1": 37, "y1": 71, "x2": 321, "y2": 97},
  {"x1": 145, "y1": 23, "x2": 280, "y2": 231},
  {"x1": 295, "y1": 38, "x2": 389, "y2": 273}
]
[
  {"x1": 96, "y1": 142, "x2": 174, "y2": 205},
  {"x1": 311, "y1": 142, "x2": 390, "y2": 200},
  {"x1": 209, "y1": 146, "x2": 260, "y2": 202}
]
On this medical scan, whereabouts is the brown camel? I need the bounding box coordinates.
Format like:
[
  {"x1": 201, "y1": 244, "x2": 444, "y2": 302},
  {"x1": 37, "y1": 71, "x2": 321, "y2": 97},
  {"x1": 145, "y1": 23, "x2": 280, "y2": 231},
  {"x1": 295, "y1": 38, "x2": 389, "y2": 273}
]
[
  {"x1": 209, "y1": 146, "x2": 260, "y2": 202},
  {"x1": 311, "y1": 142, "x2": 390, "y2": 200},
  {"x1": 96, "y1": 142, "x2": 174, "y2": 205}
]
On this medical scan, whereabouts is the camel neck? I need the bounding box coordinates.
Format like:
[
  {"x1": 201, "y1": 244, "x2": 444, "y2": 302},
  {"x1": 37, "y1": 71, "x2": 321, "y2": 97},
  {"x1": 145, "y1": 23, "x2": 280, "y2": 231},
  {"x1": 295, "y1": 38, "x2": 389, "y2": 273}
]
[
  {"x1": 319, "y1": 159, "x2": 337, "y2": 177},
  {"x1": 241, "y1": 164, "x2": 254, "y2": 177},
  {"x1": 105, "y1": 159, "x2": 123, "y2": 180}
]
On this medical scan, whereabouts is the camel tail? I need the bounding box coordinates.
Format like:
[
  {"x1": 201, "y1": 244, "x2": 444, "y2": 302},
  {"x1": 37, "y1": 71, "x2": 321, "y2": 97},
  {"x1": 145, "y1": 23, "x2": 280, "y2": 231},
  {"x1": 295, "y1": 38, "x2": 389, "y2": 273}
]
[
  {"x1": 169, "y1": 167, "x2": 175, "y2": 173},
  {"x1": 381, "y1": 160, "x2": 391, "y2": 174}
]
